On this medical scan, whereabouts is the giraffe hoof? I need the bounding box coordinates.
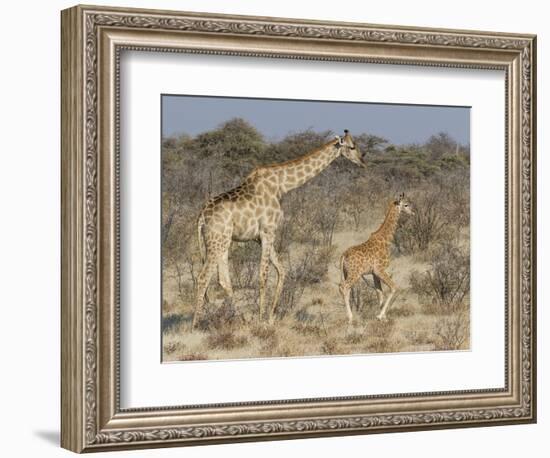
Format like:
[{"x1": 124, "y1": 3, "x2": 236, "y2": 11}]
[{"x1": 376, "y1": 314, "x2": 386, "y2": 321}]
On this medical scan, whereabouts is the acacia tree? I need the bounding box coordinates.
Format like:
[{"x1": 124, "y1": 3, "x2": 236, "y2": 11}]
[
  {"x1": 424, "y1": 132, "x2": 458, "y2": 159},
  {"x1": 353, "y1": 133, "x2": 388, "y2": 155}
]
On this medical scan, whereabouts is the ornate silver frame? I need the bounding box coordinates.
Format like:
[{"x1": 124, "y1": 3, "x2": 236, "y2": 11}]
[{"x1": 61, "y1": 4, "x2": 537, "y2": 453}]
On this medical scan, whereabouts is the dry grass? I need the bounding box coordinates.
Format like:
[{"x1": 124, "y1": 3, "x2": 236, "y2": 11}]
[
  {"x1": 162, "y1": 242, "x2": 470, "y2": 361},
  {"x1": 434, "y1": 311, "x2": 469, "y2": 350},
  {"x1": 344, "y1": 329, "x2": 365, "y2": 345},
  {"x1": 250, "y1": 324, "x2": 277, "y2": 340},
  {"x1": 179, "y1": 352, "x2": 209, "y2": 361},
  {"x1": 321, "y1": 337, "x2": 342, "y2": 355},
  {"x1": 206, "y1": 330, "x2": 248, "y2": 350}
]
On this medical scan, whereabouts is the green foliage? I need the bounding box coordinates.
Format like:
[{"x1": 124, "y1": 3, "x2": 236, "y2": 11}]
[
  {"x1": 263, "y1": 129, "x2": 333, "y2": 163},
  {"x1": 190, "y1": 118, "x2": 266, "y2": 173},
  {"x1": 425, "y1": 132, "x2": 458, "y2": 158},
  {"x1": 366, "y1": 144, "x2": 468, "y2": 184},
  {"x1": 353, "y1": 133, "x2": 389, "y2": 155}
]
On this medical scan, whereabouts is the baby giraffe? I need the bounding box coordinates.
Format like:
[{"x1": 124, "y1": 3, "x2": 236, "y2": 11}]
[{"x1": 339, "y1": 193, "x2": 413, "y2": 323}]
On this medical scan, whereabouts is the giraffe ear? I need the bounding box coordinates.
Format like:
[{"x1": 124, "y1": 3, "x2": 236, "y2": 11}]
[{"x1": 334, "y1": 135, "x2": 344, "y2": 146}]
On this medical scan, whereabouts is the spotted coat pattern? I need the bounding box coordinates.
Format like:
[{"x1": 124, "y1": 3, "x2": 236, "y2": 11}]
[
  {"x1": 192, "y1": 131, "x2": 365, "y2": 327},
  {"x1": 339, "y1": 195, "x2": 413, "y2": 323}
]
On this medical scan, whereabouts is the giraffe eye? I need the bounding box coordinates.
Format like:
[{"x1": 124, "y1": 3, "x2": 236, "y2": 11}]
[{"x1": 350, "y1": 146, "x2": 356, "y2": 150}]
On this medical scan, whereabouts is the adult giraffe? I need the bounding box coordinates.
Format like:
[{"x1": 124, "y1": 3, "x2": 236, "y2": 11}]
[{"x1": 192, "y1": 130, "x2": 365, "y2": 328}]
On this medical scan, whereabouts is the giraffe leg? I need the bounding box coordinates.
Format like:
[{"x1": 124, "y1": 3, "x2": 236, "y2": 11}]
[
  {"x1": 339, "y1": 257, "x2": 360, "y2": 324},
  {"x1": 268, "y1": 248, "x2": 286, "y2": 323},
  {"x1": 339, "y1": 281, "x2": 354, "y2": 324},
  {"x1": 192, "y1": 256, "x2": 219, "y2": 329},
  {"x1": 217, "y1": 252, "x2": 233, "y2": 304},
  {"x1": 350, "y1": 281, "x2": 361, "y2": 312},
  {"x1": 258, "y1": 233, "x2": 273, "y2": 322},
  {"x1": 372, "y1": 274, "x2": 385, "y2": 309},
  {"x1": 339, "y1": 276, "x2": 361, "y2": 325},
  {"x1": 193, "y1": 228, "x2": 231, "y2": 329},
  {"x1": 374, "y1": 270, "x2": 396, "y2": 321}
]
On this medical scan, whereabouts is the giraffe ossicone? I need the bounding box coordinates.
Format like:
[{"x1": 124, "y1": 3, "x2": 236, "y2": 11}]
[
  {"x1": 338, "y1": 193, "x2": 414, "y2": 324},
  {"x1": 192, "y1": 130, "x2": 366, "y2": 329}
]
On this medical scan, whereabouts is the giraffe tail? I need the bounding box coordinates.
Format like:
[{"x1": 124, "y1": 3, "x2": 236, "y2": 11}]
[{"x1": 197, "y1": 213, "x2": 206, "y2": 264}]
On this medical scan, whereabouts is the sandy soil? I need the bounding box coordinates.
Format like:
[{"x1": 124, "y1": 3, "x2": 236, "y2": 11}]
[{"x1": 161, "y1": 222, "x2": 470, "y2": 362}]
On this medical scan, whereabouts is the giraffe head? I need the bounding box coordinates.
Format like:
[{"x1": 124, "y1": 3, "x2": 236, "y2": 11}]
[
  {"x1": 395, "y1": 193, "x2": 414, "y2": 215},
  {"x1": 335, "y1": 129, "x2": 366, "y2": 168}
]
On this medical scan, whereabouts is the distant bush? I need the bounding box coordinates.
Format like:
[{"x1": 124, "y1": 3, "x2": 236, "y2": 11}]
[
  {"x1": 353, "y1": 133, "x2": 389, "y2": 155},
  {"x1": 425, "y1": 132, "x2": 470, "y2": 160},
  {"x1": 191, "y1": 118, "x2": 266, "y2": 166},
  {"x1": 409, "y1": 241, "x2": 470, "y2": 313},
  {"x1": 367, "y1": 144, "x2": 469, "y2": 185},
  {"x1": 263, "y1": 129, "x2": 333, "y2": 164},
  {"x1": 394, "y1": 192, "x2": 447, "y2": 254}
]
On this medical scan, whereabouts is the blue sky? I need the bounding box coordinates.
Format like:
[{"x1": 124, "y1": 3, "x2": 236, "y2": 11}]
[{"x1": 162, "y1": 95, "x2": 470, "y2": 146}]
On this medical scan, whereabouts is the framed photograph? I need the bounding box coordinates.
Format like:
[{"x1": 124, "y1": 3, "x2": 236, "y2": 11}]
[{"x1": 61, "y1": 4, "x2": 537, "y2": 453}]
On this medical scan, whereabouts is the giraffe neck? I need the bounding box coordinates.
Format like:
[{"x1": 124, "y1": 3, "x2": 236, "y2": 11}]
[
  {"x1": 272, "y1": 141, "x2": 341, "y2": 194},
  {"x1": 373, "y1": 203, "x2": 400, "y2": 243}
]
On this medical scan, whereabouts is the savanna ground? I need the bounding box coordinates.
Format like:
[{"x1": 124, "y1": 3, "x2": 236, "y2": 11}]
[{"x1": 161, "y1": 119, "x2": 471, "y2": 362}]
